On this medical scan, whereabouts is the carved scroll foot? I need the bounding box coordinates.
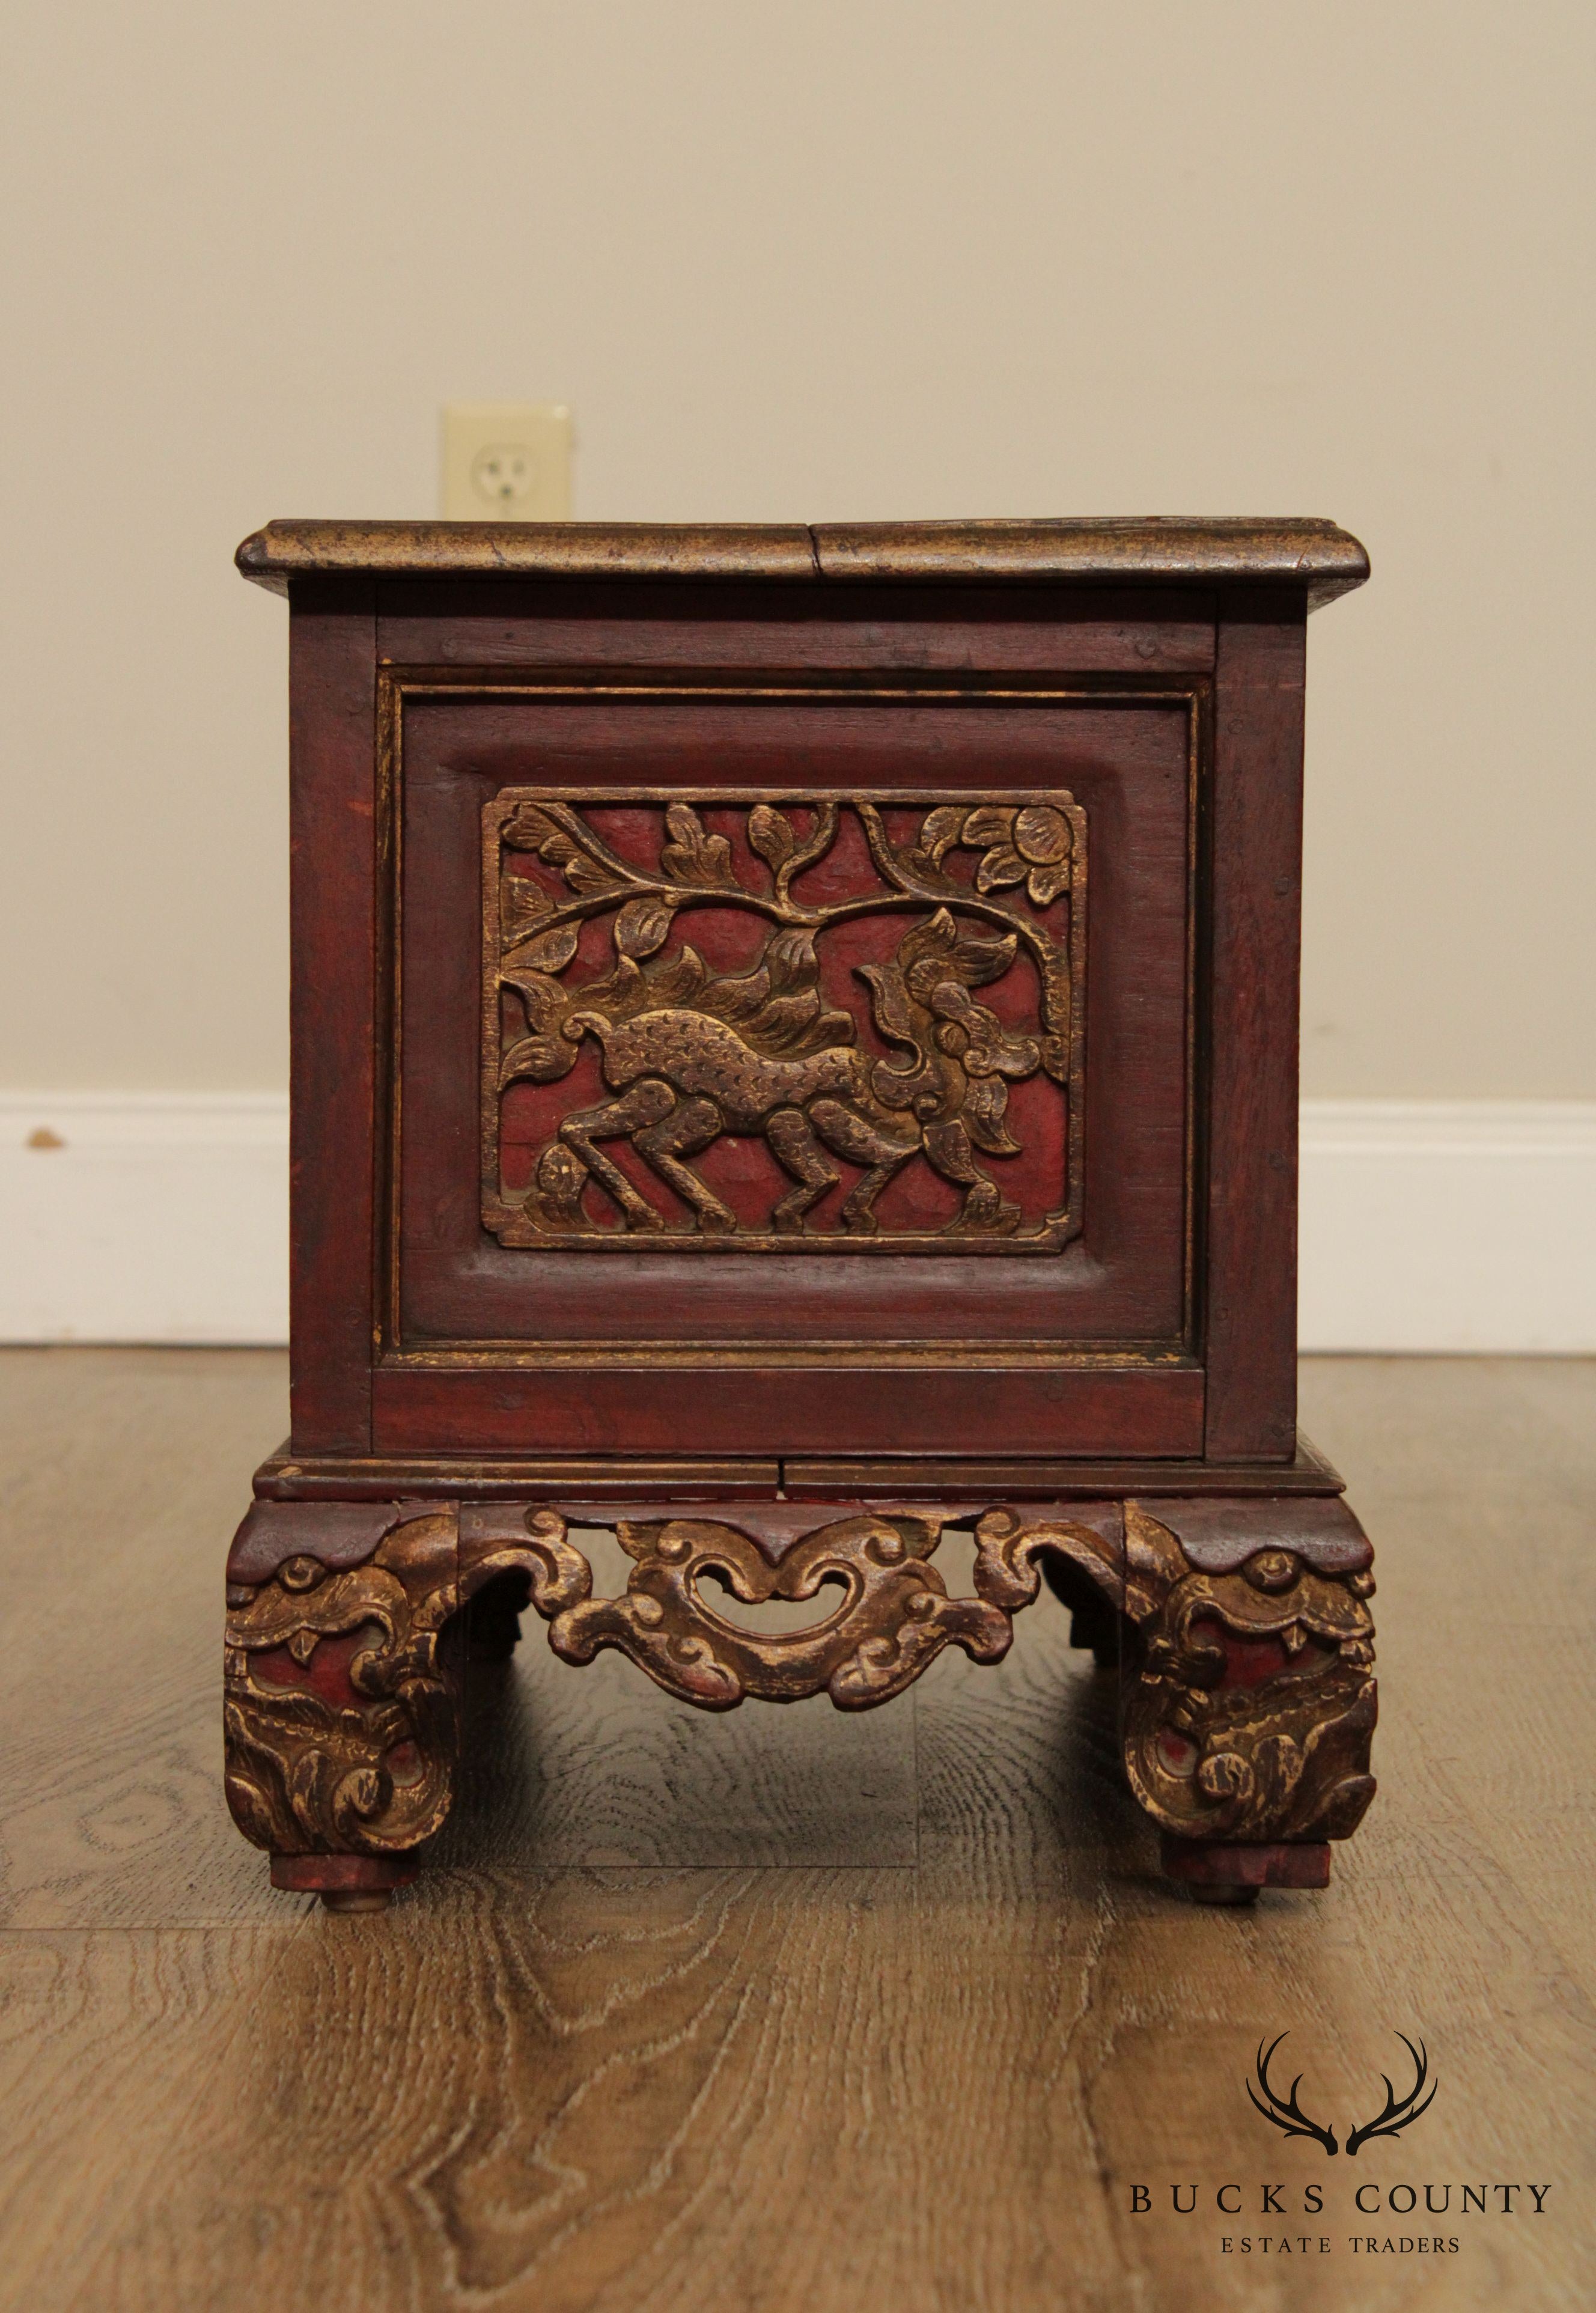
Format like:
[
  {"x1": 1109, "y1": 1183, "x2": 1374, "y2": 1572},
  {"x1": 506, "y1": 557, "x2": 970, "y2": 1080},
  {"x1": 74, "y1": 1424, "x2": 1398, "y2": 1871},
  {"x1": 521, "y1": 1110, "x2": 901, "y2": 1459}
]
[
  {"x1": 1117, "y1": 1498, "x2": 1378, "y2": 1903},
  {"x1": 224, "y1": 1502, "x2": 465, "y2": 1894},
  {"x1": 223, "y1": 1498, "x2": 586, "y2": 1900}
]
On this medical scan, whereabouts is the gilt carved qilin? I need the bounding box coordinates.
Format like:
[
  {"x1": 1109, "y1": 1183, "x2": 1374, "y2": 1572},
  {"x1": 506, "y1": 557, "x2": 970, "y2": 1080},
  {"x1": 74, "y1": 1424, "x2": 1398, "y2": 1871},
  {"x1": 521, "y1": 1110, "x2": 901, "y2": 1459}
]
[
  {"x1": 481, "y1": 790, "x2": 1085, "y2": 1249},
  {"x1": 1119, "y1": 1504, "x2": 1378, "y2": 1845}
]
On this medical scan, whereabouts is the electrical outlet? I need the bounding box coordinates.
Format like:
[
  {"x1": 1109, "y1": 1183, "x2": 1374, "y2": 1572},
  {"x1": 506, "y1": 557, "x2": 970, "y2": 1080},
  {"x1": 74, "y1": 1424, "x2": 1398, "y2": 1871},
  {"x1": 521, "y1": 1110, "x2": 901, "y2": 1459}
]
[{"x1": 440, "y1": 403, "x2": 573, "y2": 520}]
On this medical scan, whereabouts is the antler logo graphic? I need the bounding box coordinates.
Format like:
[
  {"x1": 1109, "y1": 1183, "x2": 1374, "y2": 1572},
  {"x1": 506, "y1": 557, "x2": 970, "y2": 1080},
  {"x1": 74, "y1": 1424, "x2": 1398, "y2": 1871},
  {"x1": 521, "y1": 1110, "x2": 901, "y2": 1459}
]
[
  {"x1": 1345, "y1": 2034, "x2": 1437, "y2": 2155},
  {"x1": 1245, "y1": 2032, "x2": 1438, "y2": 2157},
  {"x1": 1247, "y1": 2035, "x2": 1339, "y2": 2154}
]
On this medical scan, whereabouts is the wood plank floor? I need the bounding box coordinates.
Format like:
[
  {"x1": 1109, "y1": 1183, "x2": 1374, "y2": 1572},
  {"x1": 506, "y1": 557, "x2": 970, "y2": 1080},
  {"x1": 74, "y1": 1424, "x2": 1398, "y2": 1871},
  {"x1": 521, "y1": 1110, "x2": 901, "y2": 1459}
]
[{"x1": 1, "y1": 1350, "x2": 1592, "y2": 2311}]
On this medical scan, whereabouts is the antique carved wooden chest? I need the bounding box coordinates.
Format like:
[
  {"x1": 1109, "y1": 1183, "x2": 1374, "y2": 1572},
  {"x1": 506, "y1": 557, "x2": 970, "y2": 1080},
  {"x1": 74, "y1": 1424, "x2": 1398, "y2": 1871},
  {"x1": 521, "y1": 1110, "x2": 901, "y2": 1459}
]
[{"x1": 225, "y1": 517, "x2": 1376, "y2": 1910}]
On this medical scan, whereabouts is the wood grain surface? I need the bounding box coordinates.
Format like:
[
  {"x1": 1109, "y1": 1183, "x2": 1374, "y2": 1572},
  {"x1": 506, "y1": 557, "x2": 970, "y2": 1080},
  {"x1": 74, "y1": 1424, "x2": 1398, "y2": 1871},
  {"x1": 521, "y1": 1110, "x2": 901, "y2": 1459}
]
[
  {"x1": 372, "y1": 577, "x2": 1220, "y2": 674},
  {"x1": 1, "y1": 1348, "x2": 1592, "y2": 2311},
  {"x1": 288, "y1": 585, "x2": 379, "y2": 1454},
  {"x1": 236, "y1": 516, "x2": 1369, "y2": 603},
  {"x1": 1201, "y1": 595, "x2": 1306, "y2": 1461}
]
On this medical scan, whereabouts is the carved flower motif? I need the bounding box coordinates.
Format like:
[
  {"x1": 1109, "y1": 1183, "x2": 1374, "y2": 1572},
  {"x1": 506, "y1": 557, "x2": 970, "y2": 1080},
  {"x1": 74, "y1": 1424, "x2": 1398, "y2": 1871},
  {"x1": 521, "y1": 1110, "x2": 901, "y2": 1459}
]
[{"x1": 961, "y1": 803, "x2": 1074, "y2": 907}]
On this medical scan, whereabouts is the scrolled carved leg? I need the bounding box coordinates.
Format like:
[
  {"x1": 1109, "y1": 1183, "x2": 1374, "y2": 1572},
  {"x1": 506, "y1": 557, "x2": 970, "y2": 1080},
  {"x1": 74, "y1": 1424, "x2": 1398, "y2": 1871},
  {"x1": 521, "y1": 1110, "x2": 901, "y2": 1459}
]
[
  {"x1": 1116, "y1": 1498, "x2": 1378, "y2": 1904},
  {"x1": 223, "y1": 1499, "x2": 594, "y2": 1906},
  {"x1": 224, "y1": 1503, "x2": 464, "y2": 1909}
]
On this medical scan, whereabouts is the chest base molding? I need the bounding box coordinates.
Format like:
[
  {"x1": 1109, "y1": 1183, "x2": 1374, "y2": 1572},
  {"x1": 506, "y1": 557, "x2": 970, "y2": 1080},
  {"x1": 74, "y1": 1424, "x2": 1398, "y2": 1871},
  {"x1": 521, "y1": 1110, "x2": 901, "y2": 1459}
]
[{"x1": 223, "y1": 1483, "x2": 1376, "y2": 1912}]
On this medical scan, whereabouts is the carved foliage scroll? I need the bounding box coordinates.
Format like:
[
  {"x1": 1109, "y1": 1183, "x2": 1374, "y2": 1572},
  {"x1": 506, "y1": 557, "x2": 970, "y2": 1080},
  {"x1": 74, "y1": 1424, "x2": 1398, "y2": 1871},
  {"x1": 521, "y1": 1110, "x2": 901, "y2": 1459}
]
[
  {"x1": 481, "y1": 792, "x2": 1086, "y2": 1251},
  {"x1": 224, "y1": 1498, "x2": 1376, "y2": 1865},
  {"x1": 222, "y1": 1502, "x2": 1090, "y2": 1859},
  {"x1": 1119, "y1": 1503, "x2": 1378, "y2": 1845},
  {"x1": 224, "y1": 1512, "x2": 462, "y2": 1858},
  {"x1": 224, "y1": 1507, "x2": 585, "y2": 1857},
  {"x1": 535, "y1": 1506, "x2": 1107, "y2": 1711}
]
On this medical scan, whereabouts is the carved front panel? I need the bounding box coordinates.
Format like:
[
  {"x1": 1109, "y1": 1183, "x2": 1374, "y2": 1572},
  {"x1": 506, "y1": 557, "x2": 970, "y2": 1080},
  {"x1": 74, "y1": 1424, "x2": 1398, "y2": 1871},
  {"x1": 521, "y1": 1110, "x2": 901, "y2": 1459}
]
[{"x1": 481, "y1": 790, "x2": 1085, "y2": 1252}]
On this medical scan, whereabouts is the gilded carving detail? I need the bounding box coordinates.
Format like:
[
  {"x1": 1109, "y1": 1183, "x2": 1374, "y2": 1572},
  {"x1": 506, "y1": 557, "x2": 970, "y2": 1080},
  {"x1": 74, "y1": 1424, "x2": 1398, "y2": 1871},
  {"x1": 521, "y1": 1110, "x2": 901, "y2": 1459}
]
[
  {"x1": 481, "y1": 791, "x2": 1085, "y2": 1250},
  {"x1": 532, "y1": 1506, "x2": 1101, "y2": 1709},
  {"x1": 1119, "y1": 1502, "x2": 1377, "y2": 1845},
  {"x1": 224, "y1": 1513, "x2": 461, "y2": 1857},
  {"x1": 224, "y1": 1507, "x2": 587, "y2": 1858},
  {"x1": 224, "y1": 1497, "x2": 1375, "y2": 1871}
]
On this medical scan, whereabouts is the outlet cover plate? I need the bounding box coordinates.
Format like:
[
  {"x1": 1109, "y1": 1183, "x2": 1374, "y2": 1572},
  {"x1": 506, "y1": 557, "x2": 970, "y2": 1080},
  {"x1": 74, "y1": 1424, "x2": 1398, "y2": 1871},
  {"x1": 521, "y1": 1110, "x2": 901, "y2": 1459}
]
[{"x1": 440, "y1": 403, "x2": 573, "y2": 520}]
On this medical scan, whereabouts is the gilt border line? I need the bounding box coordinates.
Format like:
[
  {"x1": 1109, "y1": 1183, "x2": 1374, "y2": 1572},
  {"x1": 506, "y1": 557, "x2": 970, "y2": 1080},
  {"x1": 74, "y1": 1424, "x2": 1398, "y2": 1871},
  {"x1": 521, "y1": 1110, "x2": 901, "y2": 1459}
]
[{"x1": 376, "y1": 674, "x2": 1203, "y2": 1371}]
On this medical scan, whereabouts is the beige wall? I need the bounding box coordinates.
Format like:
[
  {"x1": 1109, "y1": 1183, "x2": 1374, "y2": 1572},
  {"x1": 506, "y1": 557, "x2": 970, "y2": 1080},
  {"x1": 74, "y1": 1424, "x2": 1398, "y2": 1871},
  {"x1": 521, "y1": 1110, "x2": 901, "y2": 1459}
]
[{"x1": 4, "y1": 2, "x2": 1591, "y2": 1097}]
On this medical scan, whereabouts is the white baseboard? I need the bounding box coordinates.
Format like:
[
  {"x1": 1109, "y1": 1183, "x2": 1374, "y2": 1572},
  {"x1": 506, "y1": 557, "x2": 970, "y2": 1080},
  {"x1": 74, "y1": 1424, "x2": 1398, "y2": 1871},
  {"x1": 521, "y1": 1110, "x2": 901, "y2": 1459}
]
[
  {"x1": 2, "y1": 1092, "x2": 1592, "y2": 1353},
  {"x1": 1297, "y1": 1100, "x2": 1596, "y2": 1352},
  {"x1": 0, "y1": 1093, "x2": 288, "y2": 1345}
]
